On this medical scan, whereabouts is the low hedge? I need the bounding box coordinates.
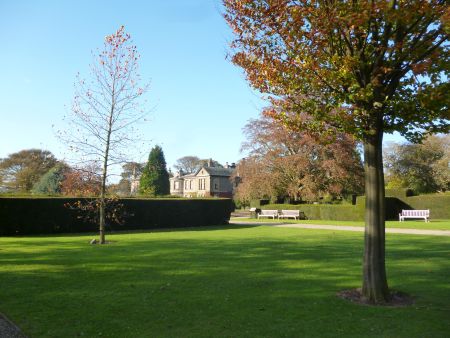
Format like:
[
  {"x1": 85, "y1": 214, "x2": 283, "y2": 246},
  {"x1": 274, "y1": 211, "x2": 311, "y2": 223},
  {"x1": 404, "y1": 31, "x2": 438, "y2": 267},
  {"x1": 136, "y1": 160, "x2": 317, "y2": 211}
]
[
  {"x1": 0, "y1": 197, "x2": 233, "y2": 236},
  {"x1": 263, "y1": 203, "x2": 365, "y2": 221},
  {"x1": 385, "y1": 188, "x2": 414, "y2": 199},
  {"x1": 265, "y1": 192, "x2": 450, "y2": 221},
  {"x1": 250, "y1": 199, "x2": 270, "y2": 208},
  {"x1": 404, "y1": 194, "x2": 450, "y2": 219}
]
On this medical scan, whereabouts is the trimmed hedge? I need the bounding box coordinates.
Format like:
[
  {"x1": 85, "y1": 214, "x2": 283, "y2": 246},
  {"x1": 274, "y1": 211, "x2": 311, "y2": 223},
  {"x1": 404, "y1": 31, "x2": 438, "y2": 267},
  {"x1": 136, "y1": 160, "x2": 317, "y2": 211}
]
[
  {"x1": 0, "y1": 197, "x2": 233, "y2": 236},
  {"x1": 385, "y1": 188, "x2": 414, "y2": 199},
  {"x1": 250, "y1": 199, "x2": 270, "y2": 208},
  {"x1": 404, "y1": 195, "x2": 450, "y2": 219},
  {"x1": 264, "y1": 203, "x2": 365, "y2": 221},
  {"x1": 265, "y1": 192, "x2": 450, "y2": 221}
]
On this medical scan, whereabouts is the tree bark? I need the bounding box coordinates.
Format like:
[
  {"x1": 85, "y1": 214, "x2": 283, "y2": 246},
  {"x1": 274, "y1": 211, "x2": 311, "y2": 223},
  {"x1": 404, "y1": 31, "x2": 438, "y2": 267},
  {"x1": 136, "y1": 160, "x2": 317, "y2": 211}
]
[
  {"x1": 99, "y1": 107, "x2": 114, "y2": 244},
  {"x1": 362, "y1": 128, "x2": 390, "y2": 303},
  {"x1": 99, "y1": 195, "x2": 106, "y2": 244}
]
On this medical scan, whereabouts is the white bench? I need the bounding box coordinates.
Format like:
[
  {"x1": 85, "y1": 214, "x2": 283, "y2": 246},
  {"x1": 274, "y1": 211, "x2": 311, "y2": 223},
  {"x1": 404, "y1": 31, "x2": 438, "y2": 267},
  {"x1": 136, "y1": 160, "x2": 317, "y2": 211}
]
[
  {"x1": 279, "y1": 210, "x2": 300, "y2": 220},
  {"x1": 399, "y1": 209, "x2": 430, "y2": 222},
  {"x1": 257, "y1": 210, "x2": 279, "y2": 219}
]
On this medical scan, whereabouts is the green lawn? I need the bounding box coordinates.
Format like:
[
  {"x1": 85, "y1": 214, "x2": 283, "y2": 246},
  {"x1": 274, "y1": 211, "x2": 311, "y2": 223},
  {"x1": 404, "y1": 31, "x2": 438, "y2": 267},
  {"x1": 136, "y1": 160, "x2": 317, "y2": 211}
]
[
  {"x1": 1, "y1": 225, "x2": 449, "y2": 337},
  {"x1": 232, "y1": 218, "x2": 450, "y2": 230}
]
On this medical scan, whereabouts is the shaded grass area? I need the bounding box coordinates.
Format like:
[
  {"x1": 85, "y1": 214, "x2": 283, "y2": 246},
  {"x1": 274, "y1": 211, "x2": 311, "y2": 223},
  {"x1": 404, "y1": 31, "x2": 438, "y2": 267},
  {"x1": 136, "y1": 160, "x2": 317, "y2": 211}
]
[
  {"x1": 0, "y1": 225, "x2": 449, "y2": 337},
  {"x1": 232, "y1": 218, "x2": 450, "y2": 230}
]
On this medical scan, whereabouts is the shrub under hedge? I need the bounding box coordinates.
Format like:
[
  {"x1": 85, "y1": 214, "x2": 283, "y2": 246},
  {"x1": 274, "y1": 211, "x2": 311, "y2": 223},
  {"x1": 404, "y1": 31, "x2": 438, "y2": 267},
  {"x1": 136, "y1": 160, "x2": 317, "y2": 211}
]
[{"x1": 0, "y1": 197, "x2": 233, "y2": 236}]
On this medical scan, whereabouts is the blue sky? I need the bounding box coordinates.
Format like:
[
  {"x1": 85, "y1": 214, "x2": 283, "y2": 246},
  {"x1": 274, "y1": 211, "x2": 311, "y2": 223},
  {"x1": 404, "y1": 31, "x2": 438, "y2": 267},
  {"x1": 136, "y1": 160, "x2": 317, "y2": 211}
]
[{"x1": 0, "y1": 0, "x2": 403, "y2": 176}]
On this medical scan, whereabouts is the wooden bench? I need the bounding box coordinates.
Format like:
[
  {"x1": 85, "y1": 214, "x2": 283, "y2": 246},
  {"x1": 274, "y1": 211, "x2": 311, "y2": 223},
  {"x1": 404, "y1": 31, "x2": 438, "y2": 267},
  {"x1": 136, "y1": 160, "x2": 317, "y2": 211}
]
[
  {"x1": 279, "y1": 210, "x2": 301, "y2": 220},
  {"x1": 399, "y1": 209, "x2": 430, "y2": 222},
  {"x1": 257, "y1": 209, "x2": 279, "y2": 219}
]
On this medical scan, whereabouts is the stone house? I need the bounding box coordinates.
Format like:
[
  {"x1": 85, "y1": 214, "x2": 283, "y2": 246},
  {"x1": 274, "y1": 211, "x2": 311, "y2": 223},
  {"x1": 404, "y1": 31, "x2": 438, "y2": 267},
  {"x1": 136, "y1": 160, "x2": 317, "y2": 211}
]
[{"x1": 170, "y1": 161, "x2": 236, "y2": 198}]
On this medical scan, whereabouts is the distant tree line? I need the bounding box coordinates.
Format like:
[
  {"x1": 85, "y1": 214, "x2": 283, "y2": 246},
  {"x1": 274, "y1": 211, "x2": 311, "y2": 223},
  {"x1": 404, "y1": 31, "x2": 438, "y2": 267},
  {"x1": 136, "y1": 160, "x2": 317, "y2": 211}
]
[{"x1": 0, "y1": 146, "x2": 171, "y2": 198}]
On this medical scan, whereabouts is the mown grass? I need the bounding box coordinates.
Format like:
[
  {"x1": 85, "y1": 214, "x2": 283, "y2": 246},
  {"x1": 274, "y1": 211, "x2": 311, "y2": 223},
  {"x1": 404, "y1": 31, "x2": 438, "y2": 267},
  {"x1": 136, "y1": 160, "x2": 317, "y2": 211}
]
[
  {"x1": 0, "y1": 225, "x2": 449, "y2": 337},
  {"x1": 232, "y1": 218, "x2": 450, "y2": 230}
]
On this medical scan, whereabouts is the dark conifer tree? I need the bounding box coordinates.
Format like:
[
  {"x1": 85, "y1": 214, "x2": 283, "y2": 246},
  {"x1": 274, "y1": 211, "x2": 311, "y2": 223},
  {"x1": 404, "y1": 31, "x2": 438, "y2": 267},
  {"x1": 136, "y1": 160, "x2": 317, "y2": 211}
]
[{"x1": 139, "y1": 145, "x2": 170, "y2": 196}]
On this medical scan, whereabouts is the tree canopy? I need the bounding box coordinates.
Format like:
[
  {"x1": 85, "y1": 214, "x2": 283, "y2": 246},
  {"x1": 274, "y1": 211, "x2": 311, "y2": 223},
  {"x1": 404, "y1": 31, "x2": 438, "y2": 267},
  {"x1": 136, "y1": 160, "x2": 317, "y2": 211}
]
[
  {"x1": 235, "y1": 110, "x2": 364, "y2": 203},
  {"x1": 225, "y1": 0, "x2": 449, "y2": 141},
  {"x1": 224, "y1": 0, "x2": 449, "y2": 303},
  {"x1": 32, "y1": 163, "x2": 69, "y2": 195},
  {"x1": 385, "y1": 134, "x2": 450, "y2": 193},
  {"x1": 140, "y1": 145, "x2": 170, "y2": 196},
  {"x1": 0, "y1": 149, "x2": 58, "y2": 192}
]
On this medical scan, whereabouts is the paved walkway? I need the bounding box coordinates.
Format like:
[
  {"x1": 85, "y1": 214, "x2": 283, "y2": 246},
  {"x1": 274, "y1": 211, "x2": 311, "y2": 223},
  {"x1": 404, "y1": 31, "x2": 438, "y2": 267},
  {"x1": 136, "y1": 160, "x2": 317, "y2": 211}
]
[
  {"x1": 229, "y1": 220, "x2": 450, "y2": 237},
  {"x1": 0, "y1": 313, "x2": 26, "y2": 338}
]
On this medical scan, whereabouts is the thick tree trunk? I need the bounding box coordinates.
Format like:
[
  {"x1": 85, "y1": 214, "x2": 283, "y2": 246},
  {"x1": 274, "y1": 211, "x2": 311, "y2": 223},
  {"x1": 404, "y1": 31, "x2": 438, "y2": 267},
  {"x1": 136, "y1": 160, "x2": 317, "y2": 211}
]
[{"x1": 362, "y1": 129, "x2": 390, "y2": 303}]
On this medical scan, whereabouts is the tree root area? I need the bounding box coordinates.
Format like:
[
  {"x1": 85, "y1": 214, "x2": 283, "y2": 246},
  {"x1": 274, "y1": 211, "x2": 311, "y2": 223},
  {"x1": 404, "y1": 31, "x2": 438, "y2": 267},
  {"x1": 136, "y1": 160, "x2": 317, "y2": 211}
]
[{"x1": 337, "y1": 288, "x2": 414, "y2": 307}]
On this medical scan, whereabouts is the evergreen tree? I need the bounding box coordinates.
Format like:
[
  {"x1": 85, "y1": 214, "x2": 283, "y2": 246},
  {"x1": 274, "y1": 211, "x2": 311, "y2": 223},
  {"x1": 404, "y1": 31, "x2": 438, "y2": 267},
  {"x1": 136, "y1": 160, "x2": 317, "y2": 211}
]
[
  {"x1": 32, "y1": 163, "x2": 68, "y2": 195},
  {"x1": 139, "y1": 145, "x2": 170, "y2": 196}
]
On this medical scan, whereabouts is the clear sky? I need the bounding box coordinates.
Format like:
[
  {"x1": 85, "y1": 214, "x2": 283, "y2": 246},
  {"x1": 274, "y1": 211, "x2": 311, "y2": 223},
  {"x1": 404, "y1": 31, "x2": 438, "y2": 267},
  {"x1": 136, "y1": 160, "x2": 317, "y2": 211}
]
[{"x1": 0, "y1": 0, "x2": 403, "y2": 176}]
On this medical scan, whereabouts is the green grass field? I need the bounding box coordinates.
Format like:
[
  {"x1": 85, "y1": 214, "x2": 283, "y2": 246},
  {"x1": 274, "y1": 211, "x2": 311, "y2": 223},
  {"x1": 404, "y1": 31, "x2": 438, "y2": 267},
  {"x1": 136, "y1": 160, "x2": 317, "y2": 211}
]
[
  {"x1": 232, "y1": 218, "x2": 450, "y2": 230},
  {"x1": 1, "y1": 225, "x2": 449, "y2": 337}
]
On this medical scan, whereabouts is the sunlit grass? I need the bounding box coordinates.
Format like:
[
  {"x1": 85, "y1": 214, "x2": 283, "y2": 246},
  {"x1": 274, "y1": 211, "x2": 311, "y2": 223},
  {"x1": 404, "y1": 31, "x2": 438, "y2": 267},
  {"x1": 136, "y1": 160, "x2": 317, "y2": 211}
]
[
  {"x1": 0, "y1": 225, "x2": 449, "y2": 337},
  {"x1": 231, "y1": 218, "x2": 450, "y2": 230}
]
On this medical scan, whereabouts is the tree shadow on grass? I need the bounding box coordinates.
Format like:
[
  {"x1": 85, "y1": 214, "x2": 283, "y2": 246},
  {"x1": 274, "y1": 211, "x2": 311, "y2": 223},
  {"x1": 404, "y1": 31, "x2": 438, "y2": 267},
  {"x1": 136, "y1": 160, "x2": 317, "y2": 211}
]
[{"x1": 0, "y1": 228, "x2": 449, "y2": 337}]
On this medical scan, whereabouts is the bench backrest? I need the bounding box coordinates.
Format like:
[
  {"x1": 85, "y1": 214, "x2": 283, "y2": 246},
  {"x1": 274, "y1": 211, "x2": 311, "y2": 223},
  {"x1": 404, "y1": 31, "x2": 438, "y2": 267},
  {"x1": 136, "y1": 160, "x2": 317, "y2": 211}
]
[
  {"x1": 281, "y1": 210, "x2": 300, "y2": 216},
  {"x1": 401, "y1": 210, "x2": 429, "y2": 217},
  {"x1": 260, "y1": 210, "x2": 278, "y2": 216}
]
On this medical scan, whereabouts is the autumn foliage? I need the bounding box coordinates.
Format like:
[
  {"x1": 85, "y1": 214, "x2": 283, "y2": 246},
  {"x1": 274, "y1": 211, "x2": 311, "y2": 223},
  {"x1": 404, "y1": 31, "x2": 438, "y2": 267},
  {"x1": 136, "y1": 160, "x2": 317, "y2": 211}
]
[
  {"x1": 234, "y1": 110, "x2": 364, "y2": 204},
  {"x1": 60, "y1": 169, "x2": 102, "y2": 197},
  {"x1": 224, "y1": 0, "x2": 448, "y2": 304},
  {"x1": 61, "y1": 26, "x2": 149, "y2": 243}
]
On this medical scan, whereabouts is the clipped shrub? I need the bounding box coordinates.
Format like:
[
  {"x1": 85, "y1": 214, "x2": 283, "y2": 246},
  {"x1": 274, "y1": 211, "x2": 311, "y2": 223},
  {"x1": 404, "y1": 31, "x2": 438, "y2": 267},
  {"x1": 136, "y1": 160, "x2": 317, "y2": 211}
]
[
  {"x1": 0, "y1": 197, "x2": 233, "y2": 236},
  {"x1": 263, "y1": 203, "x2": 365, "y2": 221},
  {"x1": 385, "y1": 188, "x2": 414, "y2": 199},
  {"x1": 250, "y1": 199, "x2": 270, "y2": 208}
]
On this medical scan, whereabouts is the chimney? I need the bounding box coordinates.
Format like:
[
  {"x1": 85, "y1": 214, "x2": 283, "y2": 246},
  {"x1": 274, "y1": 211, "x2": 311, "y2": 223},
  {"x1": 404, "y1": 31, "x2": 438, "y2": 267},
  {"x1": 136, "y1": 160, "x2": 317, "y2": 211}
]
[
  {"x1": 225, "y1": 162, "x2": 229, "y2": 169},
  {"x1": 208, "y1": 158, "x2": 213, "y2": 167}
]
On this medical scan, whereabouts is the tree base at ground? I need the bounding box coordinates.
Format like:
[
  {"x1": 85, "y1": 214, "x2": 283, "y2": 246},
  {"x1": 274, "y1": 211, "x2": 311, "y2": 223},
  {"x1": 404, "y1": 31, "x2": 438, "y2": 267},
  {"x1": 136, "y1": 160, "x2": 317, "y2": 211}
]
[{"x1": 337, "y1": 288, "x2": 414, "y2": 307}]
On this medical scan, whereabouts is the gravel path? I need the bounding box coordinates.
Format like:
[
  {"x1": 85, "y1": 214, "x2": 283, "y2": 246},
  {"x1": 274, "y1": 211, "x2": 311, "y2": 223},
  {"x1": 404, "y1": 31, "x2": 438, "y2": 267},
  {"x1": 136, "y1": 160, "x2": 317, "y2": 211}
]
[
  {"x1": 0, "y1": 314, "x2": 26, "y2": 338},
  {"x1": 230, "y1": 220, "x2": 450, "y2": 236}
]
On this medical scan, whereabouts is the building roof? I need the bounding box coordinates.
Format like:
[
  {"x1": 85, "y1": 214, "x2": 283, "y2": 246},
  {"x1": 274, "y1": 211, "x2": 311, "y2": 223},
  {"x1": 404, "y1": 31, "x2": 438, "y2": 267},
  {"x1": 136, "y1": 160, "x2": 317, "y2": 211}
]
[
  {"x1": 202, "y1": 166, "x2": 234, "y2": 177},
  {"x1": 170, "y1": 166, "x2": 234, "y2": 180}
]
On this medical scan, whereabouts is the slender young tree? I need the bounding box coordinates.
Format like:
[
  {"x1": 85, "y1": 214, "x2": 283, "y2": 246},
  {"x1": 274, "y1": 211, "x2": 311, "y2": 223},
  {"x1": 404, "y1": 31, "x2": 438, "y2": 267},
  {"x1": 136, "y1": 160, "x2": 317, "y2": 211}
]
[
  {"x1": 224, "y1": 0, "x2": 449, "y2": 303},
  {"x1": 140, "y1": 145, "x2": 170, "y2": 196},
  {"x1": 61, "y1": 26, "x2": 149, "y2": 244}
]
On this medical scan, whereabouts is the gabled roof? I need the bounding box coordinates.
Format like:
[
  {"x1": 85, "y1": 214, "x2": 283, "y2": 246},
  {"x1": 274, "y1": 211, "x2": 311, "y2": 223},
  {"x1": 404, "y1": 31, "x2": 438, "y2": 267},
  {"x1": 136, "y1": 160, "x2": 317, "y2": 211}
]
[
  {"x1": 172, "y1": 166, "x2": 234, "y2": 179},
  {"x1": 201, "y1": 166, "x2": 234, "y2": 177}
]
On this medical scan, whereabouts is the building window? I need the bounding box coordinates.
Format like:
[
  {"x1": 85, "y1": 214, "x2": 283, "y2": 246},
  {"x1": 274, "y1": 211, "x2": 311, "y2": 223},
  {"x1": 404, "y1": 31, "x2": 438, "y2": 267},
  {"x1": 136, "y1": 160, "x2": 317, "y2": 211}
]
[
  {"x1": 174, "y1": 181, "x2": 179, "y2": 190},
  {"x1": 199, "y1": 178, "x2": 205, "y2": 190}
]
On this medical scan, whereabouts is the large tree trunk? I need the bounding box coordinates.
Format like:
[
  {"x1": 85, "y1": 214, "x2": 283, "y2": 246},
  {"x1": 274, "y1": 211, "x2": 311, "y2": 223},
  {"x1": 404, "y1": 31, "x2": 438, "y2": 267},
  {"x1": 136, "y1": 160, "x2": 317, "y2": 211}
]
[{"x1": 362, "y1": 128, "x2": 390, "y2": 303}]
